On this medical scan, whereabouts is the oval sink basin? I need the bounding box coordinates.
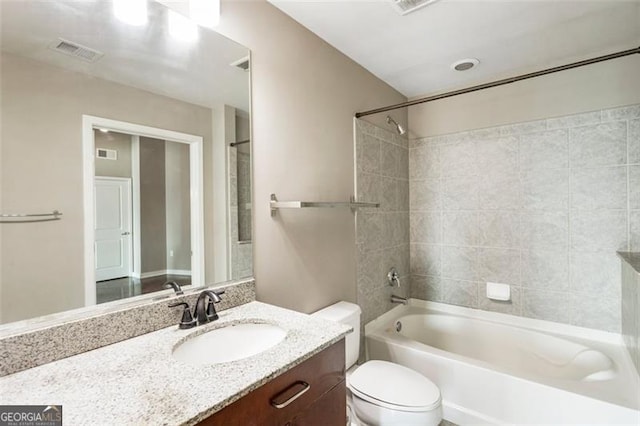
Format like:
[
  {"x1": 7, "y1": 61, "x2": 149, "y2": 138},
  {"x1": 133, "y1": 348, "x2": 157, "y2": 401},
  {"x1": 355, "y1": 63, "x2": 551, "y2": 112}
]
[{"x1": 172, "y1": 323, "x2": 287, "y2": 365}]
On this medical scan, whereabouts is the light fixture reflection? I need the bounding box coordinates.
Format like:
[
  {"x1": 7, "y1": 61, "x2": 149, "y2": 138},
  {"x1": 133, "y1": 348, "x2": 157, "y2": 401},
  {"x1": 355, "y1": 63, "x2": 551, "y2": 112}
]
[
  {"x1": 190, "y1": 0, "x2": 220, "y2": 29},
  {"x1": 169, "y1": 10, "x2": 198, "y2": 42},
  {"x1": 113, "y1": 0, "x2": 148, "y2": 26}
]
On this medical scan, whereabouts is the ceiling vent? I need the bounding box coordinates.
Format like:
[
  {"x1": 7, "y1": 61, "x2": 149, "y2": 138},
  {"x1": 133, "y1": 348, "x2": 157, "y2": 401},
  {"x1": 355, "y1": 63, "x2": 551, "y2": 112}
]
[
  {"x1": 49, "y1": 38, "x2": 104, "y2": 63},
  {"x1": 390, "y1": 0, "x2": 440, "y2": 15},
  {"x1": 230, "y1": 56, "x2": 250, "y2": 72}
]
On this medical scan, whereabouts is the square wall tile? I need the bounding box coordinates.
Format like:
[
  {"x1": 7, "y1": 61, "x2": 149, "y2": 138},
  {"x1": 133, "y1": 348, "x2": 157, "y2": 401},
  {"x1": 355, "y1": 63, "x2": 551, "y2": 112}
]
[
  {"x1": 442, "y1": 246, "x2": 478, "y2": 281},
  {"x1": 629, "y1": 166, "x2": 640, "y2": 210},
  {"x1": 356, "y1": 172, "x2": 381, "y2": 204},
  {"x1": 443, "y1": 211, "x2": 478, "y2": 246},
  {"x1": 478, "y1": 211, "x2": 520, "y2": 248},
  {"x1": 380, "y1": 177, "x2": 398, "y2": 212},
  {"x1": 410, "y1": 179, "x2": 441, "y2": 211},
  {"x1": 441, "y1": 279, "x2": 478, "y2": 308},
  {"x1": 357, "y1": 211, "x2": 383, "y2": 252},
  {"x1": 520, "y1": 212, "x2": 568, "y2": 249},
  {"x1": 522, "y1": 289, "x2": 571, "y2": 323},
  {"x1": 410, "y1": 244, "x2": 441, "y2": 276},
  {"x1": 440, "y1": 140, "x2": 477, "y2": 177},
  {"x1": 409, "y1": 145, "x2": 439, "y2": 180},
  {"x1": 410, "y1": 275, "x2": 441, "y2": 302},
  {"x1": 443, "y1": 175, "x2": 479, "y2": 210},
  {"x1": 478, "y1": 248, "x2": 520, "y2": 285},
  {"x1": 570, "y1": 294, "x2": 621, "y2": 333},
  {"x1": 521, "y1": 249, "x2": 569, "y2": 290},
  {"x1": 571, "y1": 166, "x2": 627, "y2": 210},
  {"x1": 358, "y1": 133, "x2": 381, "y2": 174},
  {"x1": 410, "y1": 211, "x2": 442, "y2": 244},
  {"x1": 570, "y1": 210, "x2": 627, "y2": 252},
  {"x1": 569, "y1": 122, "x2": 627, "y2": 168},
  {"x1": 476, "y1": 136, "x2": 518, "y2": 174},
  {"x1": 630, "y1": 210, "x2": 640, "y2": 251},
  {"x1": 381, "y1": 141, "x2": 401, "y2": 178},
  {"x1": 520, "y1": 168, "x2": 569, "y2": 211},
  {"x1": 570, "y1": 251, "x2": 621, "y2": 297},
  {"x1": 478, "y1": 171, "x2": 520, "y2": 210},
  {"x1": 520, "y1": 130, "x2": 569, "y2": 170},
  {"x1": 629, "y1": 119, "x2": 640, "y2": 165}
]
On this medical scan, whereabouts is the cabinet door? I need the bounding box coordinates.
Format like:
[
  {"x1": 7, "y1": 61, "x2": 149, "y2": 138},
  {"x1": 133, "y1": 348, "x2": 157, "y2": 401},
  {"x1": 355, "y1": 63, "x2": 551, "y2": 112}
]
[
  {"x1": 198, "y1": 339, "x2": 345, "y2": 426},
  {"x1": 292, "y1": 381, "x2": 346, "y2": 426}
]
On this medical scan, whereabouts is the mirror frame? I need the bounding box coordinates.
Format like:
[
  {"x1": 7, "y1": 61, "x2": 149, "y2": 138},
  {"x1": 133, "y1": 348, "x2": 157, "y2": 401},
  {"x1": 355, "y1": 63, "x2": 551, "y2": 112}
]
[{"x1": 82, "y1": 115, "x2": 205, "y2": 305}]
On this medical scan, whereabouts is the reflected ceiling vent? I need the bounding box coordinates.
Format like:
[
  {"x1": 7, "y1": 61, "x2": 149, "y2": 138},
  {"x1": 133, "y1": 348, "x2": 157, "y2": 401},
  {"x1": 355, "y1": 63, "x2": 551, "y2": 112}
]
[
  {"x1": 230, "y1": 56, "x2": 250, "y2": 72},
  {"x1": 49, "y1": 38, "x2": 104, "y2": 63},
  {"x1": 390, "y1": 0, "x2": 440, "y2": 15}
]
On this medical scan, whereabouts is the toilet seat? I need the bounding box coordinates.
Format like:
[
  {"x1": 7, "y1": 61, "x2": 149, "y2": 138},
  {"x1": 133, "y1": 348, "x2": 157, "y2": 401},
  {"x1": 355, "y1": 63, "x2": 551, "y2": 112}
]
[{"x1": 347, "y1": 360, "x2": 441, "y2": 412}]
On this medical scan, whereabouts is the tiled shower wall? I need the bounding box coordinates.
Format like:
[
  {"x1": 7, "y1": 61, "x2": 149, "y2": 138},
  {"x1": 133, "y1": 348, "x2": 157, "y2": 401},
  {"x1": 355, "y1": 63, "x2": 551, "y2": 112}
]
[
  {"x1": 409, "y1": 104, "x2": 640, "y2": 332},
  {"x1": 355, "y1": 119, "x2": 409, "y2": 326}
]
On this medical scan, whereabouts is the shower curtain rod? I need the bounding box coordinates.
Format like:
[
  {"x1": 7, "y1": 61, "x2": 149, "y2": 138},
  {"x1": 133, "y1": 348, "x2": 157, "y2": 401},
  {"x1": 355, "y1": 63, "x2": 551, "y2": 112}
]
[{"x1": 355, "y1": 46, "x2": 640, "y2": 118}]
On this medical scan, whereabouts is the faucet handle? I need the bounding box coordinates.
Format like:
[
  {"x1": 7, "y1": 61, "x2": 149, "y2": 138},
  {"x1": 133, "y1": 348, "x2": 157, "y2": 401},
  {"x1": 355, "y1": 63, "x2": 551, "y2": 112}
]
[
  {"x1": 168, "y1": 302, "x2": 196, "y2": 329},
  {"x1": 206, "y1": 290, "x2": 225, "y2": 320}
]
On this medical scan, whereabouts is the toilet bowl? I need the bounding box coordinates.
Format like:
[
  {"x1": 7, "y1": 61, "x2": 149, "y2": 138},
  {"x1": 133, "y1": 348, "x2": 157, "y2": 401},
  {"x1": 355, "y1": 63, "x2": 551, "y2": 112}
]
[{"x1": 313, "y1": 302, "x2": 442, "y2": 426}]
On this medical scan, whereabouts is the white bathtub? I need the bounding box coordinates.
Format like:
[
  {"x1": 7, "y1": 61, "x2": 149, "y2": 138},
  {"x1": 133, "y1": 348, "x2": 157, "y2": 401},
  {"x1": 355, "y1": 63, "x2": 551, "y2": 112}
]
[{"x1": 365, "y1": 300, "x2": 640, "y2": 425}]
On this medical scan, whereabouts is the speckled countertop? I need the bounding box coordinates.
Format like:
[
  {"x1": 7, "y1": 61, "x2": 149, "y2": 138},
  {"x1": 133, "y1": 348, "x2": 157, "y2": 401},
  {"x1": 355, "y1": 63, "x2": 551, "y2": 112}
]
[
  {"x1": 0, "y1": 301, "x2": 351, "y2": 426},
  {"x1": 618, "y1": 252, "x2": 640, "y2": 274}
]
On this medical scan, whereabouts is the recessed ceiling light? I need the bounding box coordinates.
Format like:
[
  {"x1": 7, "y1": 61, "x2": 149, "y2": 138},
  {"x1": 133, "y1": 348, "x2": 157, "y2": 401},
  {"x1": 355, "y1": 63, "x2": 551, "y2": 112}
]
[
  {"x1": 169, "y1": 10, "x2": 198, "y2": 42},
  {"x1": 98, "y1": 128, "x2": 110, "y2": 133},
  {"x1": 451, "y1": 58, "x2": 479, "y2": 71},
  {"x1": 113, "y1": 0, "x2": 148, "y2": 26}
]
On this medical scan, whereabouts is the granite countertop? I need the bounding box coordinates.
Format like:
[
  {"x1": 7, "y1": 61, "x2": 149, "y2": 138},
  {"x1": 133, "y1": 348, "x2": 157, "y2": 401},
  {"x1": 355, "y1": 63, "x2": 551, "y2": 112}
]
[
  {"x1": 618, "y1": 251, "x2": 640, "y2": 274},
  {"x1": 0, "y1": 301, "x2": 351, "y2": 426}
]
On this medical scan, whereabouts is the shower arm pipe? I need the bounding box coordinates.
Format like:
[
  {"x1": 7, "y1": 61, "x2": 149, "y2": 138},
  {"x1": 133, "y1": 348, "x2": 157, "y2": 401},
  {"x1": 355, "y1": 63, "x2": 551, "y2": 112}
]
[{"x1": 355, "y1": 46, "x2": 640, "y2": 118}]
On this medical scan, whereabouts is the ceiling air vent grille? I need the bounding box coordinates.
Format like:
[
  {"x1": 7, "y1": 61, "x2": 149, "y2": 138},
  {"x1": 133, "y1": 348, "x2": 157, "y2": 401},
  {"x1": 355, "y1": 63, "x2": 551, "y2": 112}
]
[
  {"x1": 230, "y1": 56, "x2": 250, "y2": 72},
  {"x1": 50, "y1": 39, "x2": 104, "y2": 63},
  {"x1": 390, "y1": 0, "x2": 440, "y2": 15}
]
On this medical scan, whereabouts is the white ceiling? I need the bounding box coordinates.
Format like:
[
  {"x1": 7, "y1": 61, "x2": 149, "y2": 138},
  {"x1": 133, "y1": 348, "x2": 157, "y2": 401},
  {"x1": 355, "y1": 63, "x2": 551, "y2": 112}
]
[
  {"x1": 268, "y1": 0, "x2": 640, "y2": 98},
  {"x1": 0, "y1": 0, "x2": 250, "y2": 112}
]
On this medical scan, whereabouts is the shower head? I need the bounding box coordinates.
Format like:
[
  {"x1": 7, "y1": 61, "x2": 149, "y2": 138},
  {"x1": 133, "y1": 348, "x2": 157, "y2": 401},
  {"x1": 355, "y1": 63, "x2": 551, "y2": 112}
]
[{"x1": 386, "y1": 116, "x2": 406, "y2": 135}]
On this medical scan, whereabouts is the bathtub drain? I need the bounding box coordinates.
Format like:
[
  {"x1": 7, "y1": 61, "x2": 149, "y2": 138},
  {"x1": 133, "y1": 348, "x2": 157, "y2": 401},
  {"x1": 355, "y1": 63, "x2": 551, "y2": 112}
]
[{"x1": 395, "y1": 321, "x2": 402, "y2": 332}]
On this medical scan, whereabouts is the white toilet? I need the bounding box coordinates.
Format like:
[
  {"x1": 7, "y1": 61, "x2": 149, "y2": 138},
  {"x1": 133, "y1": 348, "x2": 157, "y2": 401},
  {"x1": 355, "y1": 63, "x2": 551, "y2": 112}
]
[{"x1": 313, "y1": 301, "x2": 442, "y2": 426}]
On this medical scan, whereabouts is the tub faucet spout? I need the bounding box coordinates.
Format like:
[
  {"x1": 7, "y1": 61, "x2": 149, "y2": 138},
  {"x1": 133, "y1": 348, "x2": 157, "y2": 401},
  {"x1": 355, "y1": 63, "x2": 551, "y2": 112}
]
[{"x1": 391, "y1": 295, "x2": 408, "y2": 305}]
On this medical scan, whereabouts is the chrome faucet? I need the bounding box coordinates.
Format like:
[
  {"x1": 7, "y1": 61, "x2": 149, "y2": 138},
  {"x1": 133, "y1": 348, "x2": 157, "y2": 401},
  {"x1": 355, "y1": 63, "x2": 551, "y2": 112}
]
[
  {"x1": 390, "y1": 295, "x2": 408, "y2": 305},
  {"x1": 194, "y1": 290, "x2": 225, "y2": 324}
]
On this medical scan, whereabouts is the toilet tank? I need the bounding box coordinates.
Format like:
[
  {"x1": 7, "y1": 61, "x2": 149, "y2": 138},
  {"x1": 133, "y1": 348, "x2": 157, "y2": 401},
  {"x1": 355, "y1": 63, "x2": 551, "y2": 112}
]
[{"x1": 312, "y1": 301, "x2": 361, "y2": 369}]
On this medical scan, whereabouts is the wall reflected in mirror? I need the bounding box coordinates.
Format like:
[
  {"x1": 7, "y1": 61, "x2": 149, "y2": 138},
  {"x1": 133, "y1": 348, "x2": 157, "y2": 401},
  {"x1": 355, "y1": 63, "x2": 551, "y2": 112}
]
[{"x1": 0, "y1": 0, "x2": 252, "y2": 325}]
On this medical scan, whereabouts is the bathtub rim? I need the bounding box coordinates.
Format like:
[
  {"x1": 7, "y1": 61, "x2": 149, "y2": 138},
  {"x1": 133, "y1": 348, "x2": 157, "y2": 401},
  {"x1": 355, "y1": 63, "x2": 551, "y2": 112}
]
[
  {"x1": 364, "y1": 299, "x2": 640, "y2": 413},
  {"x1": 365, "y1": 299, "x2": 625, "y2": 346}
]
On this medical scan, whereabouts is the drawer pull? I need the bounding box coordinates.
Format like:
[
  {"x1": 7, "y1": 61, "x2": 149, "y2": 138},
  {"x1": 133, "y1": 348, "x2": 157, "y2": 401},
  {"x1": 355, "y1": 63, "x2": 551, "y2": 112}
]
[{"x1": 271, "y1": 381, "x2": 310, "y2": 409}]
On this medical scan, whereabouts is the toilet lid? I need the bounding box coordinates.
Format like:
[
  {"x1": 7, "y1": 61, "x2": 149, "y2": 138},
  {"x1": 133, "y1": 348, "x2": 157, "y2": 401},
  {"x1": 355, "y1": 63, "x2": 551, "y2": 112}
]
[{"x1": 347, "y1": 360, "x2": 441, "y2": 412}]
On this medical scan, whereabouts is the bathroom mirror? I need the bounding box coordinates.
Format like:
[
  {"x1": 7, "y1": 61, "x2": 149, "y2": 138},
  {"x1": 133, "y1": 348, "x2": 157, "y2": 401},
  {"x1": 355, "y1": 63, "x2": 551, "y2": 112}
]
[{"x1": 0, "y1": 0, "x2": 252, "y2": 327}]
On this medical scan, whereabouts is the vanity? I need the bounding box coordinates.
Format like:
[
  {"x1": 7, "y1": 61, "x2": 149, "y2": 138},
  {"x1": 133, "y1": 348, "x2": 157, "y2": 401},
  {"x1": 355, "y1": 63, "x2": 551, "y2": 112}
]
[{"x1": 0, "y1": 300, "x2": 351, "y2": 425}]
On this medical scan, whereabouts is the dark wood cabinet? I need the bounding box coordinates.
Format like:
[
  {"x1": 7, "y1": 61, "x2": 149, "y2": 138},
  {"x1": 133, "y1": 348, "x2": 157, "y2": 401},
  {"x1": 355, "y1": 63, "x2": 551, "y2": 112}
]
[{"x1": 198, "y1": 339, "x2": 346, "y2": 426}]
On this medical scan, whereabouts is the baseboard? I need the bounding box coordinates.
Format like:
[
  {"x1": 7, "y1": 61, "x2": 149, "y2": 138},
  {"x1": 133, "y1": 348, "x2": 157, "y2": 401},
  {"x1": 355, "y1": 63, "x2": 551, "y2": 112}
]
[{"x1": 139, "y1": 269, "x2": 192, "y2": 279}]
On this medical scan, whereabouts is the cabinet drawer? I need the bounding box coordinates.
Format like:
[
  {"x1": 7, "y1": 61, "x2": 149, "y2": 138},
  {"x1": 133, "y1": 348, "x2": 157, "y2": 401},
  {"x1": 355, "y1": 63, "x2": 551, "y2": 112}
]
[{"x1": 199, "y1": 338, "x2": 345, "y2": 426}]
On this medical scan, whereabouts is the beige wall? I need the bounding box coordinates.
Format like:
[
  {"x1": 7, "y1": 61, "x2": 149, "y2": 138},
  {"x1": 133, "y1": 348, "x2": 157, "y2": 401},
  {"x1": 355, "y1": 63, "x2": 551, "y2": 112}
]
[
  {"x1": 409, "y1": 55, "x2": 640, "y2": 138},
  {"x1": 0, "y1": 52, "x2": 213, "y2": 323},
  {"x1": 216, "y1": 0, "x2": 407, "y2": 313},
  {"x1": 94, "y1": 130, "x2": 132, "y2": 178},
  {"x1": 140, "y1": 138, "x2": 167, "y2": 274},
  {"x1": 165, "y1": 141, "x2": 191, "y2": 271}
]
